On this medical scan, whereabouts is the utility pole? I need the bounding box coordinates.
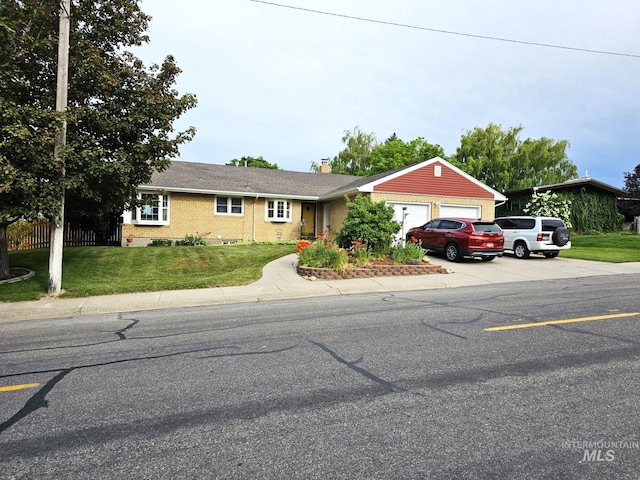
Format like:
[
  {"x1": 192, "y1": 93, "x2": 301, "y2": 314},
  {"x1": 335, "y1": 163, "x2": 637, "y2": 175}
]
[{"x1": 48, "y1": 0, "x2": 71, "y2": 295}]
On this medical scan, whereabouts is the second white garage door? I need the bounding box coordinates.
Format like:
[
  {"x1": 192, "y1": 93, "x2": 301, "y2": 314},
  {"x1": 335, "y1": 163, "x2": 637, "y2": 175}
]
[{"x1": 439, "y1": 204, "x2": 481, "y2": 219}]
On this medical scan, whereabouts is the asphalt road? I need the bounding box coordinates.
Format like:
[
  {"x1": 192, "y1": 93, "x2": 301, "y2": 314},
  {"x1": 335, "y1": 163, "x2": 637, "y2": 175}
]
[{"x1": 1, "y1": 274, "x2": 640, "y2": 479}]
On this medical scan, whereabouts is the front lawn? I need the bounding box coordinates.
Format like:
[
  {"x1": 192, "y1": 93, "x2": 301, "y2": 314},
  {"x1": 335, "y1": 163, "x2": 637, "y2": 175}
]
[
  {"x1": 1, "y1": 243, "x2": 294, "y2": 302},
  {"x1": 561, "y1": 231, "x2": 640, "y2": 262},
  {"x1": 2, "y1": 233, "x2": 640, "y2": 303}
]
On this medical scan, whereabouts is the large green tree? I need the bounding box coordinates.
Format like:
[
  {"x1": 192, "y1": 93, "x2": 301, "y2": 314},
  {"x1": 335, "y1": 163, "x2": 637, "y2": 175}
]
[
  {"x1": 0, "y1": 0, "x2": 196, "y2": 278},
  {"x1": 453, "y1": 123, "x2": 577, "y2": 192},
  {"x1": 314, "y1": 126, "x2": 377, "y2": 176},
  {"x1": 312, "y1": 128, "x2": 445, "y2": 176},
  {"x1": 368, "y1": 136, "x2": 446, "y2": 175},
  {"x1": 227, "y1": 156, "x2": 279, "y2": 169}
]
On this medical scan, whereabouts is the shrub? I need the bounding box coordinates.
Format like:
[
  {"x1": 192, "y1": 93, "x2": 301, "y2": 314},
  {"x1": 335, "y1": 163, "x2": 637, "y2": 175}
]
[
  {"x1": 562, "y1": 189, "x2": 624, "y2": 233},
  {"x1": 298, "y1": 232, "x2": 350, "y2": 271},
  {"x1": 148, "y1": 239, "x2": 173, "y2": 247},
  {"x1": 524, "y1": 190, "x2": 572, "y2": 227},
  {"x1": 7, "y1": 220, "x2": 32, "y2": 250},
  {"x1": 336, "y1": 194, "x2": 401, "y2": 255},
  {"x1": 294, "y1": 240, "x2": 313, "y2": 255},
  {"x1": 391, "y1": 239, "x2": 425, "y2": 264},
  {"x1": 255, "y1": 240, "x2": 297, "y2": 246},
  {"x1": 176, "y1": 234, "x2": 207, "y2": 246},
  {"x1": 349, "y1": 238, "x2": 374, "y2": 266}
]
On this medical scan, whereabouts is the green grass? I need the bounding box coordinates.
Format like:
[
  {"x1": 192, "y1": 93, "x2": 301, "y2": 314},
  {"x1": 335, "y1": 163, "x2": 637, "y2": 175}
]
[
  {"x1": 1, "y1": 243, "x2": 295, "y2": 302},
  {"x1": 3, "y1": 233, "x2": 640, "y2": 303},
  {"x1": 560, "y1": 231, "x2": 640, "y2": 263}
]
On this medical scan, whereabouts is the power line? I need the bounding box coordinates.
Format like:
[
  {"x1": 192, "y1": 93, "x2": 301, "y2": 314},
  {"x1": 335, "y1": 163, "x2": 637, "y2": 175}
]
[{"x1": 248, "y1": 0, "x2": 640, "y2": 59}]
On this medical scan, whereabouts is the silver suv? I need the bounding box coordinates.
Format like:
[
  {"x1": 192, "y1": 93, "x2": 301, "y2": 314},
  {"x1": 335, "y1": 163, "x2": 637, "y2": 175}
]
[{"x1": 494, "y1": 216, "x2": 571, "y2": 259}]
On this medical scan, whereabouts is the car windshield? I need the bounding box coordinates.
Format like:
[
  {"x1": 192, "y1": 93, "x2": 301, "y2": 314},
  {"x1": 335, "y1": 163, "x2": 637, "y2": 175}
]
[{"x1": 472, "y1": 222, "x2": 501, "y2": 233}]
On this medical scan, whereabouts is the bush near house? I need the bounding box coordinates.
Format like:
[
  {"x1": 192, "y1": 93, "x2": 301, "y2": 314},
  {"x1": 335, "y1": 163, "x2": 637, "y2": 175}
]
[
  {"x1": 148, "y1": 239, "x2": 173, "y2": 247},
  {"x1": 296, "y1": 232, "x2": 349, "y2": 271},
  {"x1": 391, "y1": 239, "x2": 425, "y2": 264},
  {"x1": 563, "y1": 190, "x2": 623, "y2": 233},
  {"x1": 335, "y1": 194, "x2": 400, "y2": 255},
  {"x1": 147, "y1": 234, "x2": 209, "y2": 247},
  {"x1": 295, "y1": 234, "x2": 425, "y2": 271},
  {"x1": 296, "y1": 195, "x2": 424, "y2": 271},
  {"x1": 175, "y1": 234, "x2": 208, "y2": 246},
  {"x1": 500, "y1": 188, "x2": 624, "y2": 233},
  {"x1": 524, "y1": 191, "x2": 572, "y2": 227}
]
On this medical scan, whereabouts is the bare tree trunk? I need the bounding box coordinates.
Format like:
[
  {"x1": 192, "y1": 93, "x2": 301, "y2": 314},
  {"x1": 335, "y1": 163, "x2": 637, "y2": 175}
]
[{"x1": 0, "y1": 224, "x2": 9, "y2": 279}]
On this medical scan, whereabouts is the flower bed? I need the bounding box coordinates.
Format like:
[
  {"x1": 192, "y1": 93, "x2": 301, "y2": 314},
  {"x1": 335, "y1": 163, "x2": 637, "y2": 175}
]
[
  {"x1": 294, "y1": 234, "x2": 446, "y2": 280},
  {"x1": 297, "y1": 262, "x2": 443, "y2": 280}
]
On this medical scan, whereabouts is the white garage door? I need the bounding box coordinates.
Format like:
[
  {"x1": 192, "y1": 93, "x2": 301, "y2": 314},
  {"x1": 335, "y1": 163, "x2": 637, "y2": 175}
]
[
  {"x1": 440, "y1": 204, "x2": 481, "y2": 219},
  {"x1": 389, "y1": 203, "x2": 431, "y2": 240}
]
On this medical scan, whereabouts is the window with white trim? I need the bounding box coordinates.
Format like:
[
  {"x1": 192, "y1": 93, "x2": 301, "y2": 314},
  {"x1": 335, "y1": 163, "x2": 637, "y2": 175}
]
[
  {"x1": 131, "y1": 193, "x2": 169, "y2": 225},
  {"x1": 215, "y1": 196, "x2": 244, "y2": 215},
  {"x1": 266, "y1": 199, "x2": 291, "y2": 222}
]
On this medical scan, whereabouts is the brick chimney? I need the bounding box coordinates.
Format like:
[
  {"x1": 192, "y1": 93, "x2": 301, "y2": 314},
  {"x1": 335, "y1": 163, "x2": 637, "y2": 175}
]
[{"x1": 319, "y1": 159, "x2": 330, "y2": 174}]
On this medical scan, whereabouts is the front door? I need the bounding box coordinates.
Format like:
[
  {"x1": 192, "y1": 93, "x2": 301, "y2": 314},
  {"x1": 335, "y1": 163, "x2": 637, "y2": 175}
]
[{"x1": 301, "y1": 202, "x2": 316, "y2": 238}]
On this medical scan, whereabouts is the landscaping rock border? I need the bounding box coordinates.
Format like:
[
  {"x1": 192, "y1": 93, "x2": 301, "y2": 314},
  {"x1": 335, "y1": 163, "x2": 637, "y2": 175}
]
[
  {"x1": 297, "y1": 263, "x2": 445, "y2": 280},
  {"x1": 0, "y1": 268, "x2": 35, "y2": 285}
]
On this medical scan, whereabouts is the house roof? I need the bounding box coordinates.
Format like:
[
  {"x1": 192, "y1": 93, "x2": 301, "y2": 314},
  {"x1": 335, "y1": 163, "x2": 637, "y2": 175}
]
[
  {"x1": 505, "y1": 177, "x2": 627, "y2": 197},
  {"x1": 143, "y1": 161, "x2": 359, "y2": 199},
  {"x1": 142, "y1": 158, "x2": 507, "y2": 201}
]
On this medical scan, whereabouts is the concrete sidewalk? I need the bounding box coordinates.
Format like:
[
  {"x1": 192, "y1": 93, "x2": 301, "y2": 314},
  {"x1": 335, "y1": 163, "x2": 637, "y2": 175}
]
[{"x1": 2, "y1": 254, "x2": 640, "y2": 322}]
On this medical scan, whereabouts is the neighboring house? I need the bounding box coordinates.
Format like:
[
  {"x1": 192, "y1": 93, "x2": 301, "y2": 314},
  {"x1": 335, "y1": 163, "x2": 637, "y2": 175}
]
[
  {"x1": 498, "y1": 176, "x2": 627, "y2": 231},
  {"x1": 121, "y1": 157, "x2": 507, "y2": 246}
]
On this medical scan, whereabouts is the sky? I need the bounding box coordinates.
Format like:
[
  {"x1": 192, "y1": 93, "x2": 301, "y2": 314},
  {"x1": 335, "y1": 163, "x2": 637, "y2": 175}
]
[{"x1": 136, "y1": 0, "x2": 640, "y2": 189}]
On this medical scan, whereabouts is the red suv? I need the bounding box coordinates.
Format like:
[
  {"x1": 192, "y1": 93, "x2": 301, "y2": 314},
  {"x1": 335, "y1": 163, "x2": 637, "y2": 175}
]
[{"x1": 406, "y1": 218, "x2": 504, "y2": 262}]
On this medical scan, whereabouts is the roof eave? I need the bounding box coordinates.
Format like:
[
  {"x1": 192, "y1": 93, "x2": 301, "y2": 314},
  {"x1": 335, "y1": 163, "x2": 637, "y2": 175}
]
[
  {"x1": 138, "y1": 185, "x2": 321, "y2": 200},
  {"x1": 505, "y1": 178, "x2": 626, "y2": 197}
]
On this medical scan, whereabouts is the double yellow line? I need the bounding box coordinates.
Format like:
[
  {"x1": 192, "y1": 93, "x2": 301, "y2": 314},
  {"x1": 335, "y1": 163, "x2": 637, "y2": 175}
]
[{"x1": 485, "y1": 312, "x2": 640, "y2": 332}]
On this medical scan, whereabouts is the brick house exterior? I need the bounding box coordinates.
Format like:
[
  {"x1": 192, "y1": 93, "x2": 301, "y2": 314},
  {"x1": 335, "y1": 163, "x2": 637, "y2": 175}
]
[{"x1": 121, "y1": 157, "x2": 507, "y2": 246}]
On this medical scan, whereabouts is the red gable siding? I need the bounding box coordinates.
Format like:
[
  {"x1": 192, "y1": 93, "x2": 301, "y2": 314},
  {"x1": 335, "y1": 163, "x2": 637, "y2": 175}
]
[{"x1": 373, "y1": 161, "x2": 494, "y2": 199}]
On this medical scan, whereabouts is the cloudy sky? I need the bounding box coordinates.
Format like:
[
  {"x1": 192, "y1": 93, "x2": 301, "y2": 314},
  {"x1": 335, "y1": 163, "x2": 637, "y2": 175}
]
[{"x1": 136, "y1": 0, "x2": 640, "y2": 188}]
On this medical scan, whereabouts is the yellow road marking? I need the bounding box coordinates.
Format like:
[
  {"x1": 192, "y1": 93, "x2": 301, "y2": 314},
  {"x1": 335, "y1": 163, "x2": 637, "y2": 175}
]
[
  {"x1": 0, "y1": 383, "x2": 40, "y2": 392},
  {"x1": 484, "y1": 312, "x2": 640, "y2": 332}
]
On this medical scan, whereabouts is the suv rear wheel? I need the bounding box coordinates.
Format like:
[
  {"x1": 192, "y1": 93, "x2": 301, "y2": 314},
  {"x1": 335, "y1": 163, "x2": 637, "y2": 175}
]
[
  {"x1": 445, "y1": 242, "x2": 461, "y2": 262},
  {"x1": 514, "y1": 241, "x2": 530, "y2": 259},
  {"x1": 543, "y1": 251, "x2": 559, "y2": 258}
]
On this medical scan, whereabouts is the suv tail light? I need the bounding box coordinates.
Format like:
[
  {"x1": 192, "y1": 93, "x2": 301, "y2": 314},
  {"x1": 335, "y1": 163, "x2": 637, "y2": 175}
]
[{"x1": 537, "y1": 233, "x2": 550, "y2": 241}]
